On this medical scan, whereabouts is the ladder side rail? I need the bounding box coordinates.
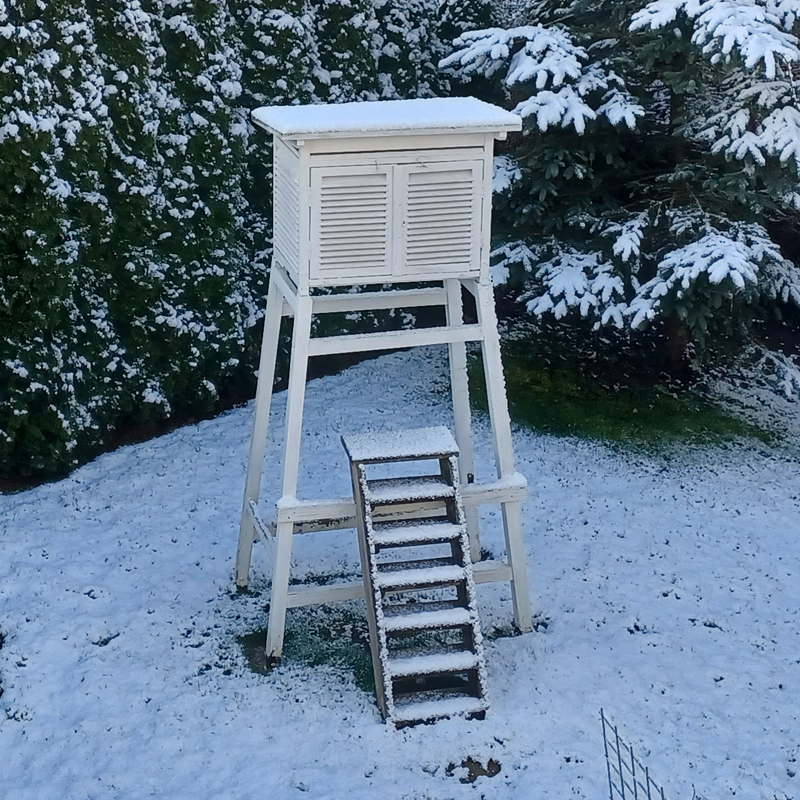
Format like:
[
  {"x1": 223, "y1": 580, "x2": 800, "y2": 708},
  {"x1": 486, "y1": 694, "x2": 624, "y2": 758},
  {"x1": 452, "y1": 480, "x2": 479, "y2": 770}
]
[
  {"x1": 350, "y1": 462, "x2": 390, "y2": 717},
  {"x1": 447, "y1": 454, "x2": 488, "y2": 700}
]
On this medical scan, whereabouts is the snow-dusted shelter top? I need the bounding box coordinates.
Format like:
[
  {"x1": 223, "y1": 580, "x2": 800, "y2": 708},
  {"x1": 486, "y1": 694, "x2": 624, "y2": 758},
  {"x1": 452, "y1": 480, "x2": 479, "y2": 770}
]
[
  {"x1": 251, "y1": 97, "x2": 522, "y2": 139},
  {"x1": 251, "y1": 98, "x2": 521, "y2": 289}
]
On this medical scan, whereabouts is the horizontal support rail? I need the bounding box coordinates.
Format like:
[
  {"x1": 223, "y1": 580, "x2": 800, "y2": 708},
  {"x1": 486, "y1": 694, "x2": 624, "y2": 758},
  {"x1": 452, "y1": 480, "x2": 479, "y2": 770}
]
[
  {"x1": 268, "y1": 473, "x2": 528, "y2": 532},
  {"x1": 307, "y1": 323, "x2": 483, "y2": 357},
  {"x1": 284, "y1": 559, "x2": 513, "y2": 609},
  {"x1": 287, "y1": 581, "x2": 363, "y2": 608},
  {"x1": 281, "y1": 288, "x2": 449, "y2": 317},
  {"x1": 315, "y1": 288, "x2": 447, "y2": 314}
]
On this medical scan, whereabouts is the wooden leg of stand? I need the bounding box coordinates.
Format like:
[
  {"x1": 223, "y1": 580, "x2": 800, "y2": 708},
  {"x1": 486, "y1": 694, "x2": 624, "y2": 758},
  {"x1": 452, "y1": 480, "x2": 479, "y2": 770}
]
[
  {"x1": 475, "y1": 281, "x2": 533, "y2": 632},
  {"x1": 445, "y1": 279, "x2": 481, "y2": 561},
  {"x1": 235, "y1": 275, "x2": 284, "y2": 587},
  {"x1": 265, "y1": 294, "x2": 313, "y2": 657}
]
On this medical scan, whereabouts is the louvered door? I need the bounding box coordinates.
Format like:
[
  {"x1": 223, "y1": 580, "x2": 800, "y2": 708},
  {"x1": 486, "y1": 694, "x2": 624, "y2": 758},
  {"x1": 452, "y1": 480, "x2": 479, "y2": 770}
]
[
  {"x1": 398, "y1": 161, "x2": 483, "y2": 279},
  {"x1": 309, "y1": 165, "x2": 393, "y2": 285}
]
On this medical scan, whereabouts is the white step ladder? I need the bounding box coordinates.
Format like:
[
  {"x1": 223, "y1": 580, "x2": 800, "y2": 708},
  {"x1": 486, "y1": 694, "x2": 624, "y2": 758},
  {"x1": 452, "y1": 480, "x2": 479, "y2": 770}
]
[{"x1": 343, "y1": 427, "x2": 489, "y2": 725}]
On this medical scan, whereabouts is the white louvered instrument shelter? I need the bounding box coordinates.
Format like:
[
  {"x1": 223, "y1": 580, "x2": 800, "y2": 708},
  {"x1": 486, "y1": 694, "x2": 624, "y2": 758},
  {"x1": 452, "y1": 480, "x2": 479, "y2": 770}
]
[
  {"x1": 252, "y1": 97, "x2": 521, "y2": 288},
  {"x1": 238, "y1": 98, "x2": 534, "y2": 666}
]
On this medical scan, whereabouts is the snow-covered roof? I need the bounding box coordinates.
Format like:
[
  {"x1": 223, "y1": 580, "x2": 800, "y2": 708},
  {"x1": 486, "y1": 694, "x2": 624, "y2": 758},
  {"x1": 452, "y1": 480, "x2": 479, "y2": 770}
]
[{"x1": 251, "y1": 97, "x2": 522, "y2": 140}]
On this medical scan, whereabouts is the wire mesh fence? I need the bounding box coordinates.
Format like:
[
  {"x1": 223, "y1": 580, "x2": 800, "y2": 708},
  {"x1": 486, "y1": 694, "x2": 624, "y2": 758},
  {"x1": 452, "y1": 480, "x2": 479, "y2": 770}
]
[{"x1": 601, "y1": 709, "x2": 667, "y2": 800}]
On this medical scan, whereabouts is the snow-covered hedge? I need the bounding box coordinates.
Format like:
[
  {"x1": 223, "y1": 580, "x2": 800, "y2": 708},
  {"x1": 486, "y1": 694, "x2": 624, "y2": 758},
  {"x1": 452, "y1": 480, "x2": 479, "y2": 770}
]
[{"x1": 0, "y1": 0, "x2": 454, "y2": 478}]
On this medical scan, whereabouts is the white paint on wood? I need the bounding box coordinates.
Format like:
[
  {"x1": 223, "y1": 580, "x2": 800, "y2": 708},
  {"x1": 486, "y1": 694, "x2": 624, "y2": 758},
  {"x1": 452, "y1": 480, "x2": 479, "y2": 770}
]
[
  {"x1": 236, "y1": 99, "x2": 534, "y2": 660},
  {"x1": 269, "y1": 475, "x2": 528, "y2": 528},
  {"x1": 235, "y1": 275, "x2": 284, "y2": 586},
  {"x1": 445, "y1": 278, "x2": 481, "y2": 561},
  {"x1": 273, "y1": 138, "x2": 300, "y2": 276},
  {"x1": 310, "y1": 165, "x2": 393, "y2": 284},
  {"x1": 251, "y1": 97, "x2": 521, "y2": 140},
  {"x1": 309, "y1": 287, "x2": 447, "y2": 315},
  {"x1": 399, "y1": 161, "x2": 483, "y2": 278},
  {"x1": 274, "y1": 559, "x2": 514, "y2": 610},
  {"x1": 307, "y1": 323, "x2": 484, "y2": 357},
  {"x1": 265, "y1": 519, "x2": 294, "y2": 657}
]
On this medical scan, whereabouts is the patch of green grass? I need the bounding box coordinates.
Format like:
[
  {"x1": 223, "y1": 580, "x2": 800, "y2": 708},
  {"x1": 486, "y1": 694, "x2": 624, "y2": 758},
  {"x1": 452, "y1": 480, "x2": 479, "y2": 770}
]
[
  {"x1": 471, "y1": 345, "x2": 773, "y2": 448},
  {"x1": 239, "y1": 604, "x2": 376, "y2": 694}
]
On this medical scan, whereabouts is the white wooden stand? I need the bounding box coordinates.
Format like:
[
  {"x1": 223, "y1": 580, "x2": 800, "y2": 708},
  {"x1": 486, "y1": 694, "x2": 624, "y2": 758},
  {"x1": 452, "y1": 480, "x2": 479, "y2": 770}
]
[
  {"x1": 235, "y1": 97, "x2": 534, "y2": 658},
  {"x1": 235, "y1": 266, "x2": 534, "y2": 656}
]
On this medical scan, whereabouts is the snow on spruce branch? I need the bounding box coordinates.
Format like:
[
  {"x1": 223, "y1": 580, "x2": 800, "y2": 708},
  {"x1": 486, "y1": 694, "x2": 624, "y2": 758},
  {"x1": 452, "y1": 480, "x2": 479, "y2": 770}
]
[
  {"x1": 705, "y1": 95, "x2": 800, "y2": 171},
  {"x1": 490, "y1": 240, "x2": 542, "y2": 285},
  {"x1": 494, "y1": 220, "x2": 800, "y2": 335},
  {"x1": 631, "y1": 0, "x2": 800, "y2": 79},
  {"x1": 628, "y1": 224, "x2": 790, "y2": 328},
  {"x1": 603, "y1": 212, "x2": 650, "y2": 263},
  {"x1": 440, "y1": 26, "x2": 644, "y2": 134},
  {"x1": 524, "y1": 248, "x2": 629, "y2": 328}
]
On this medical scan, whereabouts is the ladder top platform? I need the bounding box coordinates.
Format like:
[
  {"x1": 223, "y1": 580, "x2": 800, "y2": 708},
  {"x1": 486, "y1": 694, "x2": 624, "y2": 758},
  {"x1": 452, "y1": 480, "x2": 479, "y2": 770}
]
[
  {"x1": 341, "y1": 426, "x2": 459, "y2": 464},
  {"x1": 251, "y1": 97, "x2": 522, "y2": 141}
]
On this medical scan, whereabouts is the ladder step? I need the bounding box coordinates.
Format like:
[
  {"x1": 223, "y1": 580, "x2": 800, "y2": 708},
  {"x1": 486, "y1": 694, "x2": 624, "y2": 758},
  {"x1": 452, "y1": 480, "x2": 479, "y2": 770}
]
[
  {"x1": 371, "y1": 519, "x2": 464, "y2": 547},
  {"x1": 342, "y1": 426, "x2": 459, "y2": 464},
  {"x1": 392, "y1": 695, "x2": 488, "y2": 724},
  {"x1": 374, "y1": 564, "x2": 465, "y2": 590},
  {"x1": 383, "y1": 607, "x2": 473, "y2": 633},
  {"x1": 388, "y1": 650, "x2": 480, "y2": 679},
  {"x1": 366, "y1": 476, "x2": 454, "y2": 505}
]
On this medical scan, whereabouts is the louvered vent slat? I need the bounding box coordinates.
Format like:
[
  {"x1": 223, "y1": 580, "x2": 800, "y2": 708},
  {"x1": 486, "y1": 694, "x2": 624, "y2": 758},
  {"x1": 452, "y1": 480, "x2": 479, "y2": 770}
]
[
  {"x1": 273, "y1": 139, "x2": 300, "y2": 272},
  {"x1": 311, "y1": 167, "x2": 392, "y2": 282},
  {"x1": 402, "y1": 163, "x2": 481, "y2": 275},
  {"x1": 308, "y1": 158, "x2": 483, "y2": 285}
]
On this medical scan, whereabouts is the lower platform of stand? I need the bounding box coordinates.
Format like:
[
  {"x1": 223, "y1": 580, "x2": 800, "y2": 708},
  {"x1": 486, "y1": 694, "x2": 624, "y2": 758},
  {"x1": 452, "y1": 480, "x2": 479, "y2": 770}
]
[
  {"x1": 245, "y1": 474, "x2": 526, "y2": 610},
  {"x1": 282, "y1": 559, "x2": 514, "y2": 608}
]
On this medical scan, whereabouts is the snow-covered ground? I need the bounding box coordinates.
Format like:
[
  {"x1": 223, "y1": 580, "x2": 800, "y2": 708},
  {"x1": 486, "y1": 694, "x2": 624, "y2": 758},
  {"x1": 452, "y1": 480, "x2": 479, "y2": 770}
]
[{"x1": 2, "y1": 348, "x2": 799, "y2": 800}]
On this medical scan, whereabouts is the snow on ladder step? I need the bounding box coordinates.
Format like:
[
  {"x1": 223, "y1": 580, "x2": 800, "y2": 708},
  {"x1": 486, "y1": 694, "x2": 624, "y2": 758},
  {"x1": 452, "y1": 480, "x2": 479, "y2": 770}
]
[
  {"x1": 371, "y1": 520, "x2": 464, "y2": 547},
  {"x1": 365, "y1": 476, "x2": 454, "y2": 505},
  {"x1": 388, "y1": 650, "x2": 480, "y2": 679},
  {"x1": 383, "y1": 606, "x2": 473, "y2": 633},
  {"x1": 374, "y1": 564, "x2": 465, "y2": 590},
  {"x1": 392, "y1": 695, "x2": 488, "y2": 725},
  {"x1": 342, "y1": 426, "x2": 459, "y2": 464}
]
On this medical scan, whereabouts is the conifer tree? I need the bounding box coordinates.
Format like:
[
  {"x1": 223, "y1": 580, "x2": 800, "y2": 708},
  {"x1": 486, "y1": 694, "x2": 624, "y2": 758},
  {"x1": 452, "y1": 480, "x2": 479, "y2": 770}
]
[
  {"x1": 444, "y1": 0, "x2": 800, "y2": 372},
  {"x1": 232, "y1": 0, "x2": 313, "y2": 310},
  {"x1": 437, "y1": 0, "x2": 494, "y2": 49},
  {"x1": 153, "y1": 0, "x2": 248, "y2": 409}
]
